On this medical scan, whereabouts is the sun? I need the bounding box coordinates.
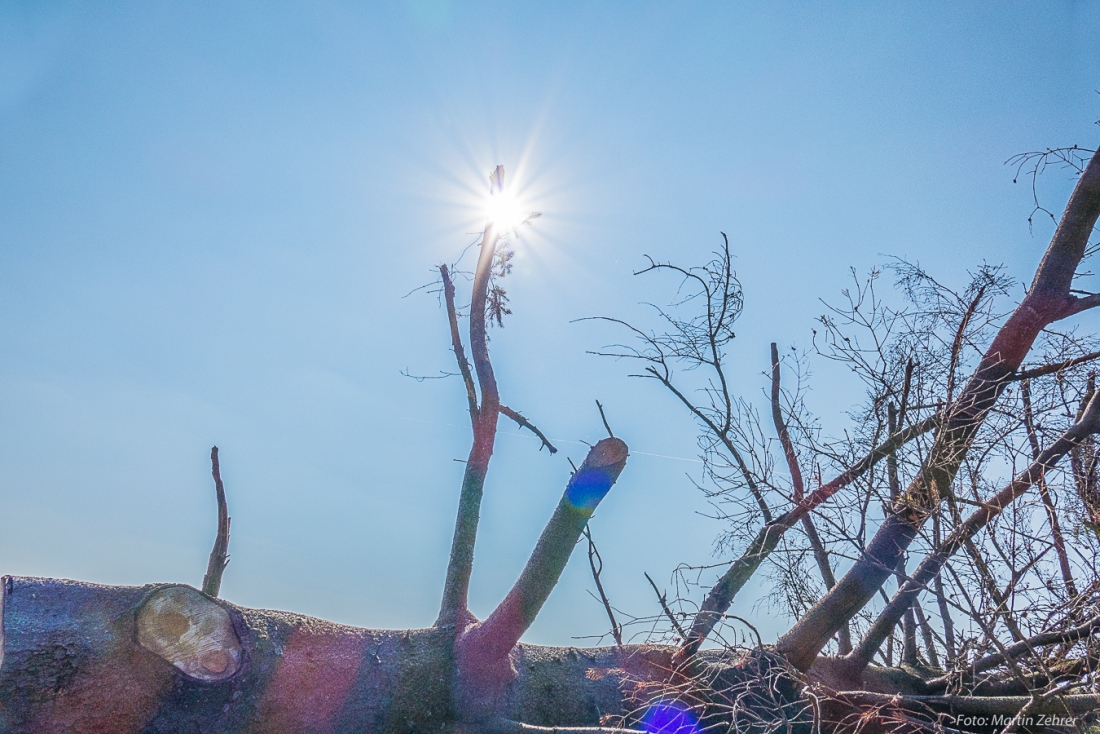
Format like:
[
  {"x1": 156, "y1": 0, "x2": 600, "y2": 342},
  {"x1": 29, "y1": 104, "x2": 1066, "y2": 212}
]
[
  {"x1": 484, "y1": 165, "x2": 537, "y2": 234},
  {"x1": 486, "y1": 189, "x2": 526, "y2": 233}
]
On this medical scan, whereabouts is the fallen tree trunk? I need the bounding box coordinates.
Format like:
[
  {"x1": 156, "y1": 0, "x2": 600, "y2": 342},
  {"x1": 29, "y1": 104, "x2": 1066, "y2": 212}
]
[
  {"x1": 0, "y1": 576, "x2": 671, "y2": 734},
  {"x1": 7, "y1": 575, "x2": 1087, "y2": 734}
]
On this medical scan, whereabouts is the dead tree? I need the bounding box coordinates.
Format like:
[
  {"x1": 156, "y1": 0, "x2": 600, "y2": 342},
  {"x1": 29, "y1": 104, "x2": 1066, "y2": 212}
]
[{"x1": 3, "y1": 145, "x2": 1100, "y2": 734}]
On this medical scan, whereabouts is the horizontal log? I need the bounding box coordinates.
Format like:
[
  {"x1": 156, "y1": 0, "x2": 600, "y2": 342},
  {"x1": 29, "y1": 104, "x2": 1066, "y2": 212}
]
[{"x1": 0, "y1": 576, "x2": 669, "y2": 734}]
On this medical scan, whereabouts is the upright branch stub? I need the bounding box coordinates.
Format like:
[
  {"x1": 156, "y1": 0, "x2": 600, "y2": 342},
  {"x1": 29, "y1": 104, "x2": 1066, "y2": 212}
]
[
  {"x1": 457, "y1": 438, "x2": 629, "y2": 675},
  {"x1": 437, "y1": 167, "x2": 507, "y2": 627},
  {"x1": 201, "y1": 446, "x2": 230, "y2": 598}
]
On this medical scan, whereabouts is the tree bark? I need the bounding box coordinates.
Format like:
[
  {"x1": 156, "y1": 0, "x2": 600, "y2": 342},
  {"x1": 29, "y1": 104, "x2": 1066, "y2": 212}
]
[{"x1": 0, "y1": 576, "x2": 671, "y2": 734}]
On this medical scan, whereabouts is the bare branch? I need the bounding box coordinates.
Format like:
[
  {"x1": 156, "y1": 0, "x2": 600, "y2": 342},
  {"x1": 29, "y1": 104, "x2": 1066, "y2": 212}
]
[
  {"x1": 644, "y1": 572, "x2": 688, "y2": 641},
  {"x1": 1012, "y1": 348, "x2": 1100, "y2": 380},
  {"x1": 201, "y1": 446, "x2": 230, "y2": 598},
  {"x1": 438, "y1": 168, "x2": 508, "y2": 627},
  {"x1": 645, "y1": 366, "x2": 772, "y2": 523},
  {"x1": 770, "y1": 342, "x2": 850, "y2": 654},
  {"x1": 595, "y1": 400, "x2": 614, "y2": 438},
  {"x1": 680, "y1": 413, "x2": 939, "y2": 659},
  {"x1": 846, "y1": 390, "x2": 1100, "y2": 674},
  {"x1": 1020, "y1": 376, "x2": 1077, "y2": 596},
  {"x1": 927, "y1": 613, "x2": 1100, "y2": 691},
  {"x1": 440, "y1": 263, "x2": 478, "y2": 422},
  {"x1": 584, "y1": 526, "x2": 622, "y2": 646},
  {"x1": 500, "y1": 404, "x2": 557, "y2": 454},
  {"x1": 776, "y1": 146, "x2": 1100, "y2": 672}
]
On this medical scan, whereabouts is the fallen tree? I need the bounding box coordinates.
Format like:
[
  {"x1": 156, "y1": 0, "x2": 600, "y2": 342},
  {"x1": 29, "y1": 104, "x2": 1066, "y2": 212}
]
[{"x1": 2, "y1": 148, "x2": 1100, "y2": 732}]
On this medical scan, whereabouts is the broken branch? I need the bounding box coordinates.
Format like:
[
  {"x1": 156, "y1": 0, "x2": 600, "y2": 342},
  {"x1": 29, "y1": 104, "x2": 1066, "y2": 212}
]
[
  {"x1": 500, "y1": 404, "x2": 557, "y2": 454},
  {"x1": 201, "y1": 446, "x2": 230, "y2": 598}
]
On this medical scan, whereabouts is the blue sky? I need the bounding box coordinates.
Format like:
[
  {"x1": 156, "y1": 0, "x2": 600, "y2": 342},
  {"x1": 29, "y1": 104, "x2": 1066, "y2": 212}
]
[{"x1": 2, "y1": 2, "x2": 1099, "y2": 645}]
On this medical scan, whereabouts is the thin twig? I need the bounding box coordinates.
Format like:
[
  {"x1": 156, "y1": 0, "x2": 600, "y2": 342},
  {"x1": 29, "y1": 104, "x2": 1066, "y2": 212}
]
[
  {"x1": 1020, "y1": 376, "x2": 1077, "y2": 596},
  {"x1": 644, "y1": 366, "x2": 773, "y2": 522},
  {"x1": 595, "y1": 400, "x2": 614, "y2": 438},
  {"x1": 488, "y1": 719, "x2": 645, "y2": 734},
  {"x1": 721, "y1": 613, "x2": 764, "y2": 648},
  {"x1": 583, "y1": 526, "x2": 622, "y2": 645},
  {"x1": 645, "y1": 572, "x2": 688, "y2": 641}
]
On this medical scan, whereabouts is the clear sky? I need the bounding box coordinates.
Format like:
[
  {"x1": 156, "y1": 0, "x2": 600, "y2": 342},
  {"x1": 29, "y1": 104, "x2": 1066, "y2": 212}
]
[{"x1": 2, "y1": 2, "x2": 1099, "y2": 646}]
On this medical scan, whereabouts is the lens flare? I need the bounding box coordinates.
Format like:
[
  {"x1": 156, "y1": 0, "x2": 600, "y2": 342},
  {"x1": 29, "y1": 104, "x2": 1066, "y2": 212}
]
[
  {"x1": 641, "y1": 701, "x2": 700, "y2": 734},
  {"x1": 564, "y1": 466, "x2": 614, "y2": 513}
]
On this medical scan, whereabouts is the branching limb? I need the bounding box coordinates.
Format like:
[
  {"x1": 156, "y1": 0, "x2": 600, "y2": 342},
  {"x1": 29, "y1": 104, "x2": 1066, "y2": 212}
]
[
  {"x1": 201, "y1": 445, "x2": 230, "y2": 598},
  {"x1": 926, "y1": 612, "x2": 1100, "y2": 691},
  {"x1": 775, "y1": 145, "x2": 1100, "y2": 672},
  {"x1": 1061, "y1": 291, "x2": 1100, "y2": 317},
  {"x1": 500, "y1": 404, "x2": 557, "y2": 453},
  {"x1": 679, "y1": 413, "x2": 938, "y2": 659},
  {"x1": 438, "y1": 168, "x2": 507, "y2": 627},
  {"x1": 845, "y1": 389, "x2": 1100, "y2": 675}
]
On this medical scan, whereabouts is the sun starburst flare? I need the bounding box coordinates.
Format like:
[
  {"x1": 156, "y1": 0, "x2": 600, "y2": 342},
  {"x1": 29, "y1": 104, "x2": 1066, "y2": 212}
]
[{"x1": 485, "y1": 164, "x2": 540, "y2": 234}]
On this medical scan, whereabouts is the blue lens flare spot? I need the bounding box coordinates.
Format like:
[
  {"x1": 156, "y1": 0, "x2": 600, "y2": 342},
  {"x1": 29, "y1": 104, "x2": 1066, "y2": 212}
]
[
  {"x1": 641, "y1": 701, "x2": 700, "y2": 734},
  {"x1": 564, "y1": 467, "x2": 612, "y2": 511}
]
